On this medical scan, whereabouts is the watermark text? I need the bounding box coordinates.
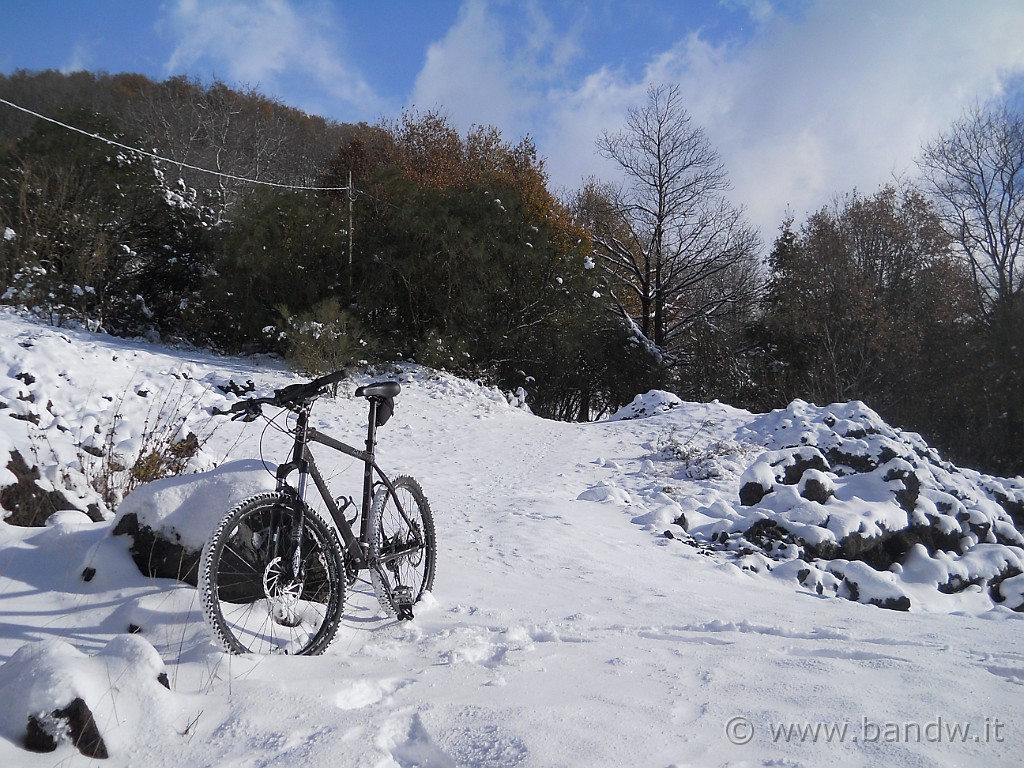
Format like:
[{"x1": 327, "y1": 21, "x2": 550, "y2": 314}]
[{"x1": 725, "y1": 715, "x2": 1006, "y2": 746}]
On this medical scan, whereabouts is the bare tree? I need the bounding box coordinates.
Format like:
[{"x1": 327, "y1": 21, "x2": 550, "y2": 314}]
[
  {"x1": 592, "y1": 84, "x2": 760, "y2": 364},
  {"x1": 111, "y1": 75, "x2": 343, "y2": 218},
  {"x1": 918, "y1": 103, "x2": 1024, "y2": 317},
  {"x1": 918, "y1": 104, "x2": 1024, "y2": 473}
]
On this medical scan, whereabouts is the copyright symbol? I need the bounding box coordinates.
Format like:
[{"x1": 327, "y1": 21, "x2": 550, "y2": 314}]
[{"x1": 725, "y1": 716, "x2": 754, "y2": 745}]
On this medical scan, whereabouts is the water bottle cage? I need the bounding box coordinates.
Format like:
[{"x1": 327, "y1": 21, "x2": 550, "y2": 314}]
[{"x1": 335, "y1": 495, "x2": 357, "y2": 526}]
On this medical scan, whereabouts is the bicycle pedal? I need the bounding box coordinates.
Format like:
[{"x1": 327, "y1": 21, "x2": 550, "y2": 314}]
[
  {"x1": 345, "y1": 560, "x2": 359, "y2": 587},
  {"x1": 393, "y1": 586, "x2": 414, "y2": 620}
]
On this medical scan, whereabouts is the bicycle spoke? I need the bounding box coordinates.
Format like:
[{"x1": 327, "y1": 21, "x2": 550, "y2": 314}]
[
  {"x1": 200, "y1": 492, "x2": 344, "y2": 655},
  {"x1": 368, "y1": 476, "x2": 436, "y2": 620}
]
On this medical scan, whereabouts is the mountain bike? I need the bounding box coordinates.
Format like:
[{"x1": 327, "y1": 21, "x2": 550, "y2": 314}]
[{"x1": 199, "y1": 370, "x2": 436, "y2": 655}]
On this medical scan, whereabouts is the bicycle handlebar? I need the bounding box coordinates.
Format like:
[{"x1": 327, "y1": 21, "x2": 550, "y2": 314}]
[
  {"x1": 213, "y1": 369, "x2": 347, "y2": 421},
  {"x1": 271, "y1": 369, "x2": 347, "y2": 407}
]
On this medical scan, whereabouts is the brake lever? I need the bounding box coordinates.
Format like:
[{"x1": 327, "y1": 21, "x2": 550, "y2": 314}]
[
  {"x1": 213, "y1": 400, "x2": 263, "y2": 422},
  {"x1": 233, "y1": 401, "x2": 263, "y2": 422}
]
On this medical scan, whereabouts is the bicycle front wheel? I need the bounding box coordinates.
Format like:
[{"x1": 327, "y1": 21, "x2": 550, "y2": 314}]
[
  {"x1": 199, "y1": 491, "x2": 345, "y2": 655},
  {"x1": 368, "y1": 476, "x2": 436, "y2": 619}
]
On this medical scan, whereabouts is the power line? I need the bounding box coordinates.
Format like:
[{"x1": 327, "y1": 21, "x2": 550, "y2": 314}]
[{"x1": 0, "y1": 95, "x2": 350, "y2": 193}]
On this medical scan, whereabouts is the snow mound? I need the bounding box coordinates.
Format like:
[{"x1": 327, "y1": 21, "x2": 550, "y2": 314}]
[
  {"x1": 387, "y1": 365, "x2": 522, "y2": 414},
  {"x1": 114, "y1": 458, "x2": 277, "y2": 552},
  {"x1": 577, "y1": 480, "x2": 632, "y2": 505},
  {"x1": 607, "y1": 390, "x2": 682, "y2": 420},
  {"x1": 0, "y1": 309, "x2": 252, "y2": 519},
  {"x1": 0, "y1": 634, "x2": 179, "y2": 758},
  {"x1": 678, "y1": 400, "x2": 1024, "y2": 611}
]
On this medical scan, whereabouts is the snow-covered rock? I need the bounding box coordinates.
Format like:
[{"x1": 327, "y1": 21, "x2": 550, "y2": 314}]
[
  {"x1": 667, "y1": 400, "x2": 1024, "y2": 611},
  {"x1": 0, "y1": 635, "x2": 175, "y2": 758},
  {"x1": 112, "y1": 459, "x2": 277, "y2": 583},
  {"x1": 607, "y1": 390, "x2": 682, "y2": 420}
]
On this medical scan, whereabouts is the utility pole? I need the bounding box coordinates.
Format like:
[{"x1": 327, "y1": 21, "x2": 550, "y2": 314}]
[{"x1": 347, "y1": 169, "x2": 354, "y2": 298}]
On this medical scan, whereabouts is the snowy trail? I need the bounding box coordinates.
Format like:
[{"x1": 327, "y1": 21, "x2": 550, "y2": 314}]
[
  {"x1": 0, "y1": 312, "x2": 1022, "y2": 766},
  {"x1": 201, "y1": 388, "x2": 1016, "y2": 768}
]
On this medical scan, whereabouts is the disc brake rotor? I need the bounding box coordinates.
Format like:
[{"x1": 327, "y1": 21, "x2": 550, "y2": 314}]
[{"x1": 263, "y1": 556, "x2": 304, "y2": 627}]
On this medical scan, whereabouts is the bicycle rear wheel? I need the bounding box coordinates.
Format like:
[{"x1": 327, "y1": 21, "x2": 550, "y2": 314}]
[
  {"x1": 368, "y1": 475, "x2": 436, "y2": 619},
  {"x1": 200, "y1": 491, "x2": 345, "y2": 655}
]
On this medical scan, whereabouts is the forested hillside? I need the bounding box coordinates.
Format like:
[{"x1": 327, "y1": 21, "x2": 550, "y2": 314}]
[{"x1": 1, "y1": 70, "x2": 1022, "y2": 475}]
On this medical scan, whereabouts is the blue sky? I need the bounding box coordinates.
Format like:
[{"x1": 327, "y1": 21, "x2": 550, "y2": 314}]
[{"x1": 3, "y1": 0, "x2": 1024, "y2": 243}]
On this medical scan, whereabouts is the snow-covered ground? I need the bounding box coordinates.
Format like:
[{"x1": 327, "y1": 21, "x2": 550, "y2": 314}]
[{"x1": 1, "y1": 308, "x2": 1022, "y2": 767}]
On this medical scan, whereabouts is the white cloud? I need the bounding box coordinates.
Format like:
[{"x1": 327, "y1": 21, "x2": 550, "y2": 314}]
[
  {"x1": 541, "y1": 68, "x2": 645, "y2": 192},
  {"x1": 413, "y1": 0, "x2": 1024, "y2": 243},
  {"x1": 722, "y1": 0, "x2": 776, "y2": 26},
  {"x1": 412, "y1": 0, "x2": 514, "y2": 126},
  {"x1": 61, "y1": 41, "x2": 94, "y2": 74},
  {"x1": 682, "y1": 0, "x2": 1024, "y2": 240},
  {"x1": 163, "y1": 0, "x2": 382, "y2": 116},
  {"x1": 536, "y1": 0, "x2": 1024, "y2": 240},
  {"x1": 410, "y1": 0, "x2": 579, "y2": 135}
]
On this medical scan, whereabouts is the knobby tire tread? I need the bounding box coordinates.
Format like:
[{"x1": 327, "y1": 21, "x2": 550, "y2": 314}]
[
  {"x1": 368, "y1": 475, "x2": 436, "y2": 619},
  {"x1": 199, "y1": 491, "x2": 345, "y2": 655}
]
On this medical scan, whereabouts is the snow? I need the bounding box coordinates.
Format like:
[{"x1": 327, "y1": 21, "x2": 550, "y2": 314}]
[
  {"x1": 115, "y1": 459, "x2": 278, "y2": 551},
  {"x1": 608, "y1": 389, "x2": 682, "y2": 420},
  {"x1": 0, "y1": 307, "x2": 1022, "y2": 766},
  {"x1": 0, "y1": 636, "x2": 179, "y2": 757}
]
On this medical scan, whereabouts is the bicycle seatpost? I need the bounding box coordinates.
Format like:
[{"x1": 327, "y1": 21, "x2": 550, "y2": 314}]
[
  {"x1": 360, "y1": 398, "x2": 379, "y2": 526},
  {"x1": 365, "y1": 398, "x2": 379, "y2": 456}
]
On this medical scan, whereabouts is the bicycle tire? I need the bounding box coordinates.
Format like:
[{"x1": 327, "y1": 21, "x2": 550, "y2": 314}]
[
  {"x1": 368, "y1": 475, "x2": 436, "y2": 619},
  {"x1": 199, "y1": 491, "x2": 345, "y2": 655}
]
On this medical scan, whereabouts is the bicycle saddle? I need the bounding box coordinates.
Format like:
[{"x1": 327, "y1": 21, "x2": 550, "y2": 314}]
[{"x1": 355, "y1": 381, "x2": 401, "y2": 399}]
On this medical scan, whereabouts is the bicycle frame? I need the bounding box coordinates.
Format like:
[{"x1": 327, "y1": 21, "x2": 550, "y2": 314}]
[{"x1": 273, "y1": 397, "x2": 409, "y2": 572}]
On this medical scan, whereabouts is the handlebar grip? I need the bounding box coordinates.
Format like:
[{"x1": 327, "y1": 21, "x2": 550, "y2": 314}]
[
  {"x1": 273, "y1": 369, "x2": 347, "y2": 406},
  {"x1": 309, "y1": 369, "x2": 347, "y2": 392}
]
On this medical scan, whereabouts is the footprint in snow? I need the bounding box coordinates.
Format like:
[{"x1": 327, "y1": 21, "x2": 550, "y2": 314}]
[
  {"x1": 381, "y1": 711, "x2": 529, "y2": 768},
  {"x1": 335, "y1": 677, "x2": 411, "y2": 710}
]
